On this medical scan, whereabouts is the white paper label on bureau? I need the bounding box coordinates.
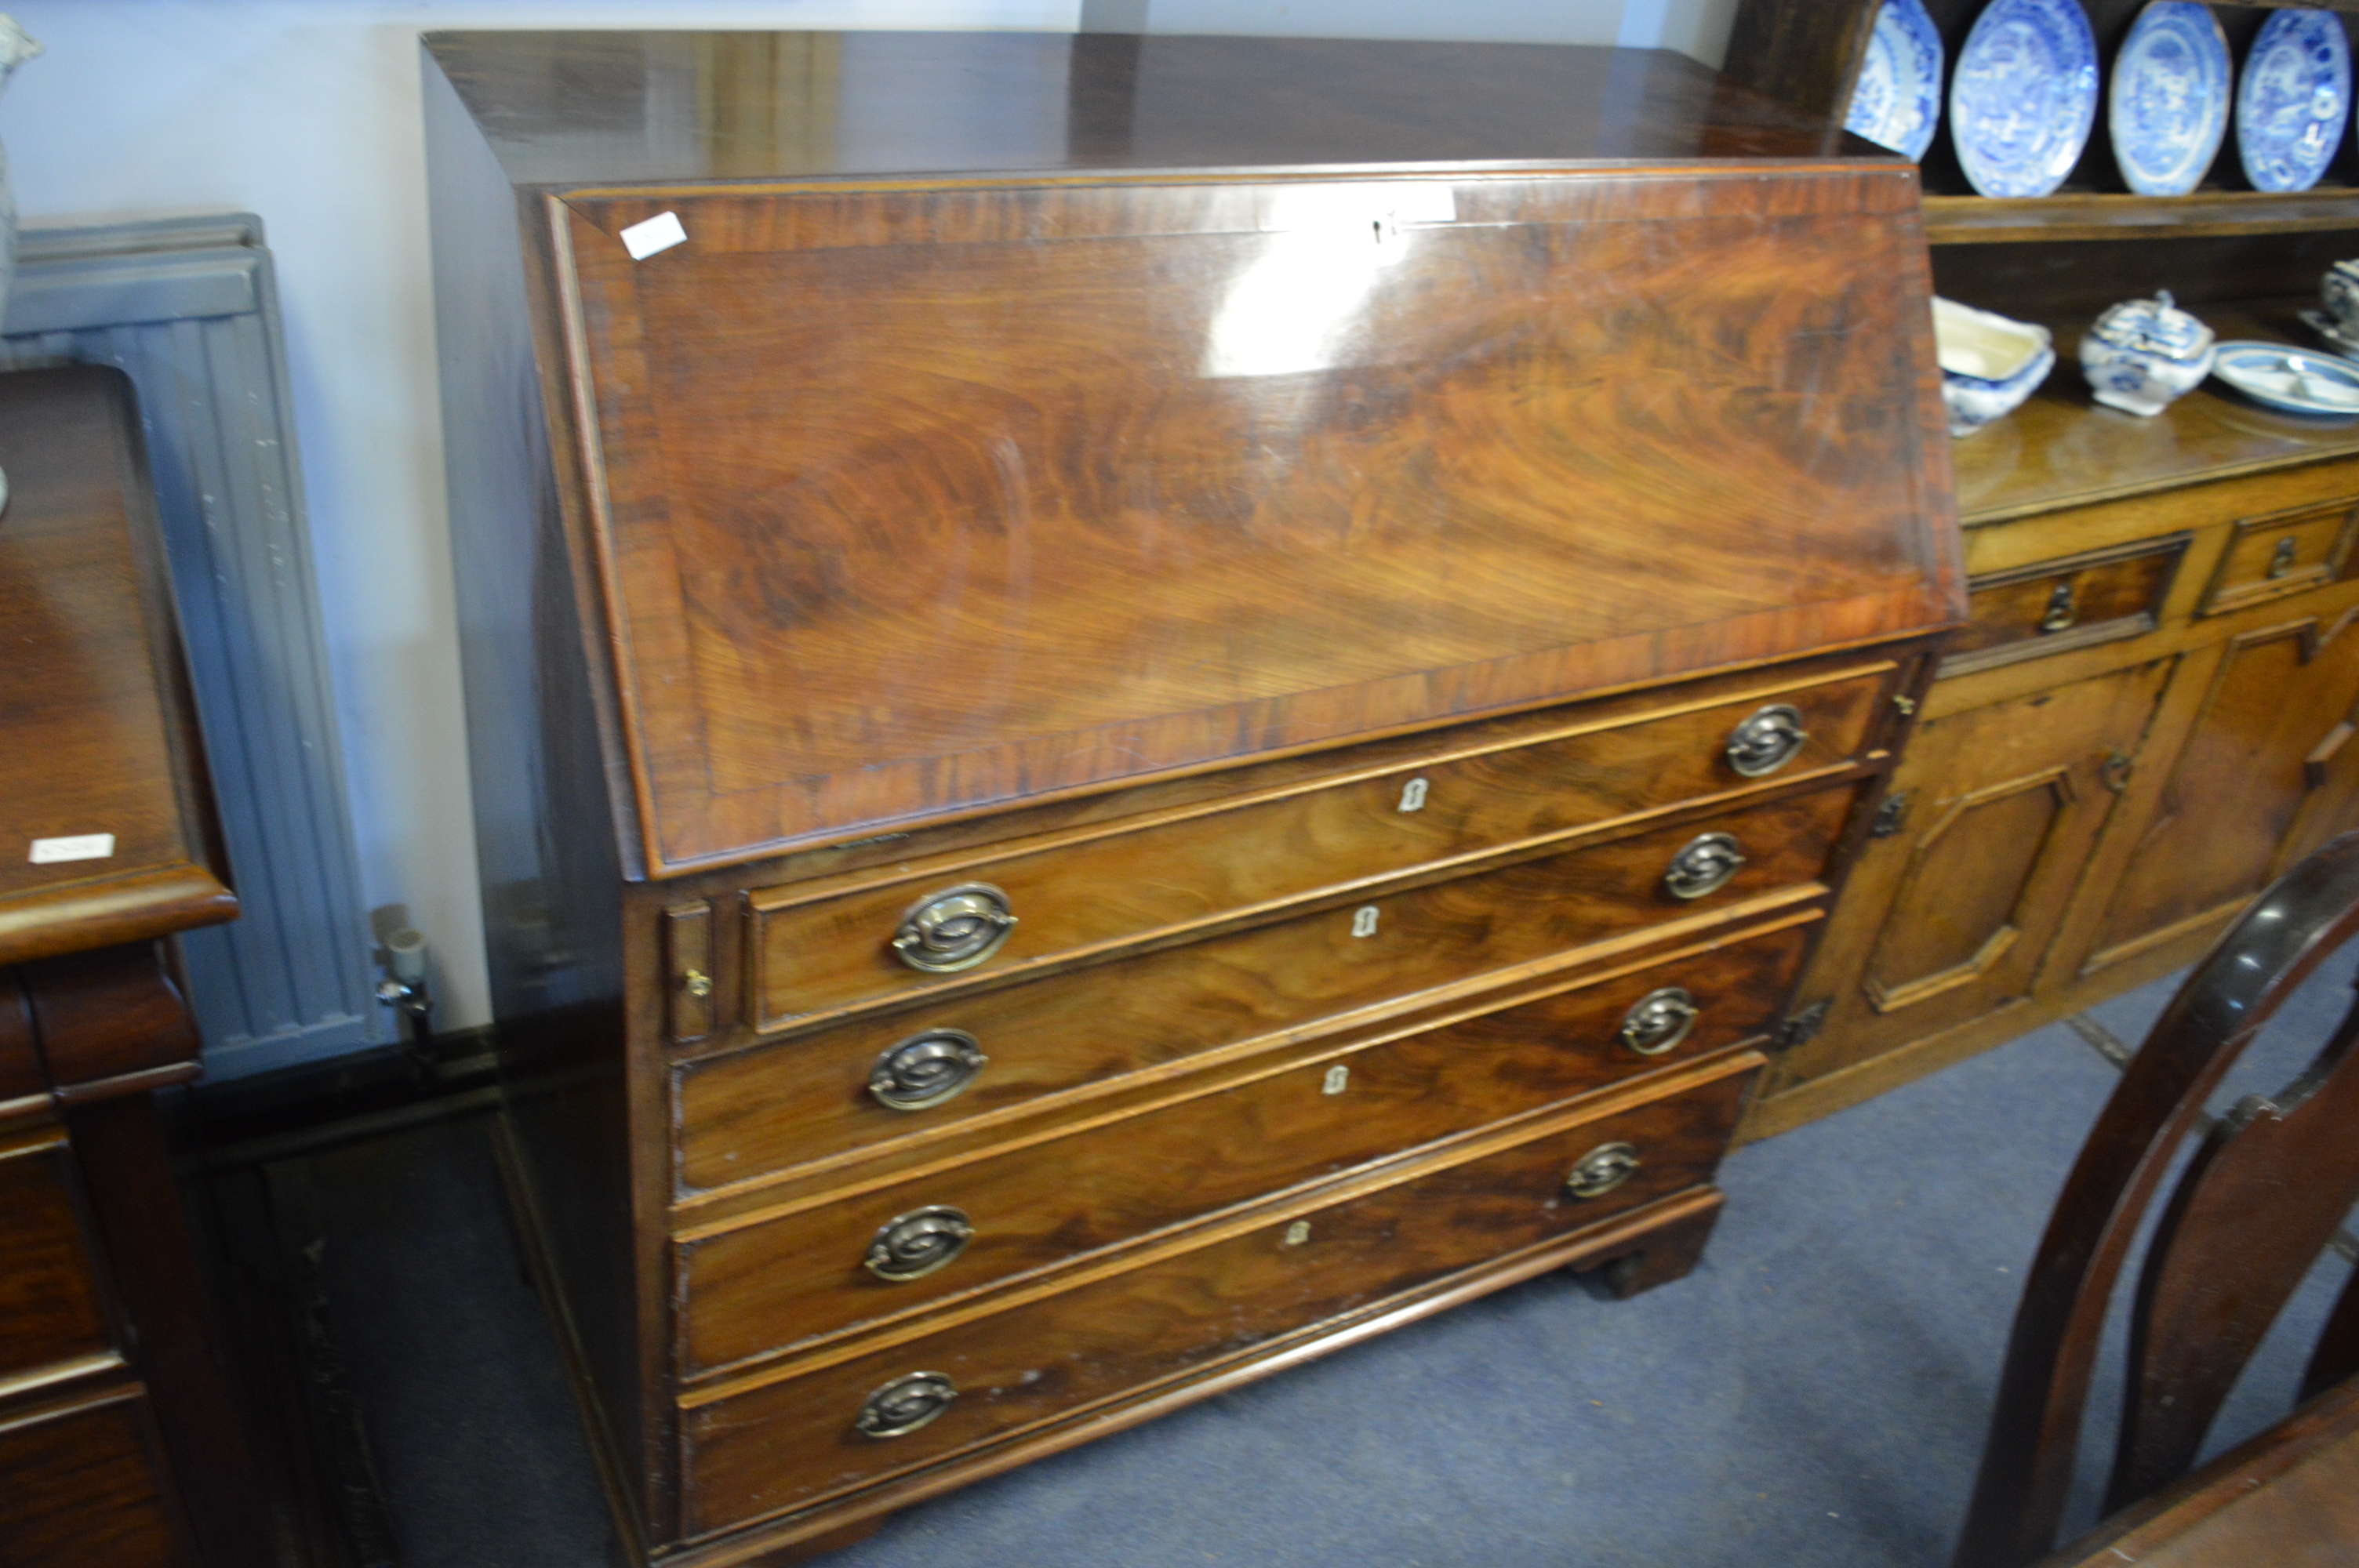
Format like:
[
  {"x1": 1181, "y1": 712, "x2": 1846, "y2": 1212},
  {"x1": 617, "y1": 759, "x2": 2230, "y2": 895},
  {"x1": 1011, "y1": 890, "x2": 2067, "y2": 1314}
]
[
  {"x1": 620, "y1": 210, "x2": 688, "y2": 260},
  {"x1": 30, "y1": 833, "x2": 115, "y2": 864},
  {"x1": 1350, "y1": 906, "x2": 1380, "y2": 938}
]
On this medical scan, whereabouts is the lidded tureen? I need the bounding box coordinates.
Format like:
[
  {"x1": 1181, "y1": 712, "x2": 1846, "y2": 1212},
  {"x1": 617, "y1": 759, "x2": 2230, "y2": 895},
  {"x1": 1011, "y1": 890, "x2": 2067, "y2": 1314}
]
[{"x1": 2078, "y1": 290, "x2": 2215, "y2": 417}]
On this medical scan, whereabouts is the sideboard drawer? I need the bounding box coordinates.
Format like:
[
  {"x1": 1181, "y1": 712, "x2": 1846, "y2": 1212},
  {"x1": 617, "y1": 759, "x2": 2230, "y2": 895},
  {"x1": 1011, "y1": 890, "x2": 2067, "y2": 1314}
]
[
  {"x1": 2197, "y1": 497, "x2": 2359, "y2": 617},
  {"x1": 744, "y1": 664, "x2": 1888, "y2": 1031},
  {"x1": 678, "y1": 783, "x2": 1854, "y2": 1195},
  {"x1": 0, "y1": 1128, "x2": 113, "y2": 1384},
  {"x1": 1943, "y1": 535, "x2": 2187, "y2": 677},
  {"x1": 678, "y1": 1051, "x2": 1761, "y2": 1537},
  {"x1": 677, "y1": 920, "x2": 1808, "y2": 1374}
]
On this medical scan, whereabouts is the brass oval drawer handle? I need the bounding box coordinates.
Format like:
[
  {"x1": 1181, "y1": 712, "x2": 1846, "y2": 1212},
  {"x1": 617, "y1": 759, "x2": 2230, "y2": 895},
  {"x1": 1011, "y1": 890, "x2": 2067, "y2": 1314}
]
[
  {"x1": 2270, "y1": 537, "x2": 2299, "y2": 579},
  {"x1": 865, "y1": 1205, "x2": 976, "y2": 1282},
  {"x1": 891, "y1": 882, "x2": 1018, "y2": 973},
  {"x1": 1565, "y1": 1142, "x2": 1642, "y2": 1200},
  {"x1": 1616, "y1": 987, "x2": 1700, "y2": 1057},
  {"x1": 854, "y1": 1372, "x2": 958, "y2": 1439},
  {"x1": 868, "y1": 1029, "x2": 988, "y2": 1112},
  {"x1": 1663, "y1": 833, "x2": 1745, "y2": 900},
  {"x1": 1725, "y1": 703, "x2": 1808, "y2": 778}
]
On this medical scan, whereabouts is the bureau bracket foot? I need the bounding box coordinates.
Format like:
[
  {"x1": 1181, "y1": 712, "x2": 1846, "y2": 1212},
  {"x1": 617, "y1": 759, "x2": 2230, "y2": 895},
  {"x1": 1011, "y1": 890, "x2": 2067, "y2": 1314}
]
[{"x1": 1572, "y1": 1185, "x2": 1725, "y2": 1300}]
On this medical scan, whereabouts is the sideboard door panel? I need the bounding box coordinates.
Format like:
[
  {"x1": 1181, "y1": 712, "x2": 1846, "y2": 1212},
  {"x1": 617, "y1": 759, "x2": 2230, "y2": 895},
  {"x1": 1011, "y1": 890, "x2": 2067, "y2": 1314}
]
[
  {"x1": 2088, "y1": 616, "x2": 2359, "y2": 970},
  {"x1": 1779, "y1": 661, "x2": 2169, "y2": 1087}
]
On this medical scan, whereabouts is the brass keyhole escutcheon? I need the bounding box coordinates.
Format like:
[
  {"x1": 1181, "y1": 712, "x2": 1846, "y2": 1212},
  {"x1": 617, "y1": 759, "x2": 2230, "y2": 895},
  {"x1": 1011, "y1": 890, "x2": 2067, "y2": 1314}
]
[
  {"x1": 890, "y1": 883, "x2": 1017, "y2": 973},
  {"x1": 2039, "y1": 581, "x2": 2076, "y2": 633},
  {"x1": 1565, "y1": 1142, "x2": 1641, "y2": 1200},
  {"x1": 1616, "y1": 987, "x2": 1699, "y2": 1057},
  {"x1": 682, "y1": 967, "x2": 714, "y2": 999}
]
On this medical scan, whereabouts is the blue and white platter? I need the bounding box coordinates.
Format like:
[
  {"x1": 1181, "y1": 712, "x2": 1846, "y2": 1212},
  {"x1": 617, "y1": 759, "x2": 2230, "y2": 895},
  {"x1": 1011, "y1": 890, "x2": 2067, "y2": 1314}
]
[
  {"x1": 2110, "y1": 2, "x2": 2232, "y2": 196},
  {"x1": 1951, "y1": 0, "x2": 2101, "y2": 198},
  {"x1": 2237, "y1": 9, "x2": 2350, "y2": 194},
  {"x1": 1845, "y1": 0, "x2": 1944, "y2": 160},
  {"x1": 2212, "y1": 340, "x2": 2359, "y2": 416}
]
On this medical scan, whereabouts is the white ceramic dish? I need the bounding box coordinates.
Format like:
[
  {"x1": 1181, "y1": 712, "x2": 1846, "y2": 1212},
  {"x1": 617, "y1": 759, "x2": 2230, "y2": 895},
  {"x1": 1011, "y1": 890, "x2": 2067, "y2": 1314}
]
[
  {"x1": 1933, "y1": 296, "x2": 2056, "y2": 434},
  {"x1": 2109, "y1": 2, "x2": 2232, "y2": 196},
  {"x1": 2212, "y1": 339, "x2": 2359, "y2": 416},
  {"x1": 1950, "y1": 0, "x2": 2100, "y2": 198}
]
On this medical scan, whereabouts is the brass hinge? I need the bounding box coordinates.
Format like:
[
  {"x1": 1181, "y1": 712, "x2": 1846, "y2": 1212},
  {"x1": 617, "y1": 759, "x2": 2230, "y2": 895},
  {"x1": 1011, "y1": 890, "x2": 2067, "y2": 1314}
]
[{"x1": 1776, "y1": 1000, "x2": 1832, "y2": 1052}]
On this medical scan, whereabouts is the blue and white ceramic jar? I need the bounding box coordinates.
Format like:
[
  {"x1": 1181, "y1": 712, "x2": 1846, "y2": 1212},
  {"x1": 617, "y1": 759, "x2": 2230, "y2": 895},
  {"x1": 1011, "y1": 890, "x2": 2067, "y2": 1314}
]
[
  {"x1": 2078, "y1": 291, "x2": 2215, "y2": 417},
  {"x1": 2324, "y1": 260, "x2": 2359, "y2": 335},
  {"x1": 1933, "y1": 297, "x2": 2055, "y2": 437}
]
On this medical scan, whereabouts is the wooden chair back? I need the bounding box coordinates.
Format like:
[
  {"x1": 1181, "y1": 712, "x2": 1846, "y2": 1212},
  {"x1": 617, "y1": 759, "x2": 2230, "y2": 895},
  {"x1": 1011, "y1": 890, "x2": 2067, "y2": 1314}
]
[{"x1": 1952, "y1": 833, "x2": 2359, "y2": 1568}]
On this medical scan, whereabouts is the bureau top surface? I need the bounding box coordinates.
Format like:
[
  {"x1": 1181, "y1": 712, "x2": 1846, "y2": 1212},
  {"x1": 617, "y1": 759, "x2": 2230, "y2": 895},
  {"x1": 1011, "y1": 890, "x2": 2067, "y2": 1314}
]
[
  {"x1": 423, "y1": 30, "x2": 1864, "y2": 187},
  {"x1": 0, "y1": 366, "x2": 234, "y2": 963}
]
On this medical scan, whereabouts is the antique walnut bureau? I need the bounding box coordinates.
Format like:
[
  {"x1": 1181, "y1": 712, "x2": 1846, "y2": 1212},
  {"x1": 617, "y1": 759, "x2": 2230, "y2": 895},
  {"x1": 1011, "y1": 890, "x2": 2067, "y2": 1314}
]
[{"x1": 423, "y1": 31, "x2": 1962, "y2": 1563}]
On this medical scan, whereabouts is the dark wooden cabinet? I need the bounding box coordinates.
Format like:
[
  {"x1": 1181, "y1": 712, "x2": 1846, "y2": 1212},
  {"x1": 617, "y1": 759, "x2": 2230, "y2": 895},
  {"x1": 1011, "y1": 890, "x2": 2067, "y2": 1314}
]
[
  {"x1": 0, "y1": 368, "x2": 266, "y2": 1567},
  {"x1": 1728, "y1": 0, "x2": 2359, "y2": 1137},
  {"x1": 423, "y1": 31, "x2": 1960, "y2": 1563}
]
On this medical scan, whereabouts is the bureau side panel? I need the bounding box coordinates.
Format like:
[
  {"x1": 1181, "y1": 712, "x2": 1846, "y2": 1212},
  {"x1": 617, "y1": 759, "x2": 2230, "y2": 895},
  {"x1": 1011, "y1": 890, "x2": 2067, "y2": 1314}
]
[{"x1": 423, "y1": 55, "x2": 662, "y2": 1541}]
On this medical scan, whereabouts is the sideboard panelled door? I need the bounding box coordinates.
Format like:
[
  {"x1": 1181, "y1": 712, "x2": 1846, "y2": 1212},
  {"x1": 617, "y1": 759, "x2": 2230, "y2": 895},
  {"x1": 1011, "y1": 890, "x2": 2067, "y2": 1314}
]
[{"x1": 1770, "y1": 661, "x2": 2171, "y2": 1094}]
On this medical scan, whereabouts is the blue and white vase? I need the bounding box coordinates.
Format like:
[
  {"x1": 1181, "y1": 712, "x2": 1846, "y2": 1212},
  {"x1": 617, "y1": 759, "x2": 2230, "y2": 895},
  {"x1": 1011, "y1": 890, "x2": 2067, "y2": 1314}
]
[{"x1": 2078, "y1": 291, "x2": 2215, "y2": 417}]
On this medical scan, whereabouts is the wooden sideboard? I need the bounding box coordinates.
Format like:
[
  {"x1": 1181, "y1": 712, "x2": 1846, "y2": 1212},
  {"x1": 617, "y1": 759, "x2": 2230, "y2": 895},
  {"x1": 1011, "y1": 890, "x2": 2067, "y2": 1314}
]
[
  {"x1": 1725, "y1": 0, "x2": 2359, "y2": 1137},
  {"x1": 423, "y1": 31, "x2": 1962, "y2": 1563},
  {"x1": 0, "y1": 367, "x2": 266, "y2": 1566}
]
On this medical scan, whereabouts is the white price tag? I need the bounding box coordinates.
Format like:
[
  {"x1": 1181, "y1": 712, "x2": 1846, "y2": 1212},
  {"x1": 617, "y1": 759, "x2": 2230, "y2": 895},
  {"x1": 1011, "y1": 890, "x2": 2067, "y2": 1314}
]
[
  {"x1": 620, "y1": 210, "x2": 688, "y2": 260},
  {"x1": 31, "y1": 833, "x2": 115, "y2": 864}
]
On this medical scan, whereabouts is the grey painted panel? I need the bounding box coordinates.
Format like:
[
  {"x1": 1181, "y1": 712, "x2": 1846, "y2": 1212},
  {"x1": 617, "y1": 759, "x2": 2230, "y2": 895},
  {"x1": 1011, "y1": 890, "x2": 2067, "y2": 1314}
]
[{"x1": 2, "y1": 213, "x2": 384, "y2": 1076}]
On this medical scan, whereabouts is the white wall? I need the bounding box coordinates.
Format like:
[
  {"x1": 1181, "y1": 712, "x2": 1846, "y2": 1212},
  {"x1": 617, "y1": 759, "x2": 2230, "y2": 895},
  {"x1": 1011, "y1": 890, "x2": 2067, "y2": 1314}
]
[{"x1": 0, "y1": 0, "x2": 1737, "y2": 1043}]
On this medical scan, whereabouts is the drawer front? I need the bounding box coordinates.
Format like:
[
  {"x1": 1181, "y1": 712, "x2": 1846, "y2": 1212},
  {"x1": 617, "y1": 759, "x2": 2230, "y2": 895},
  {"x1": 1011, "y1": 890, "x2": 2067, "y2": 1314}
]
[
  {"x1": 0, "y1": 1129, "x2": 114, "y2": 1382},
  {"x1": 2197, "y1": 498, "x2": 2359, "y2": 617},
  {"x1": 0, "y1": 1388, "x2": 185, "y2": 1567},
  {"x1": 678, "y1": 783, "x2": 1854, "y2": 1195},
  {"x1": 745, "y1": 665, "x2": 1889, "y2": 1031},
  {"x1": 1943, "y1": 535, "x2": 2186, "y2": 677},
  {"x1": 679, "y1": 921, "x2": 1808, "y2": 1374},
  {"x1": 679, "y1": 1054, "x2": 1761, "y2": 1537}
]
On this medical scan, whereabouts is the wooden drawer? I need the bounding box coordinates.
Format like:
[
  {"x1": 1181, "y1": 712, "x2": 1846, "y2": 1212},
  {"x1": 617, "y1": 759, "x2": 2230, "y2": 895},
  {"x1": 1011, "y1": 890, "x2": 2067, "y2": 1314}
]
[
  {"x1": 678, "y1": 920, "x2": 1808, "y2": 1375},
  {"x1": 2197, "y1": 497, "x2": 2359, "y2": 617},
  {"x1": 677, "y1": 783, "x2": 1854, "y2": 1196},
  {"x1": 0, "y1": 1386, "x2": 185, "y2": 1567},
  {"x1": 0, "y1": 1127, "x2": 114, "y2": 1385},
  {"x1": 1943, "y1": 535, "x2": 2187, "y2": 677},
  {"x1": 678, "y1": 1051, "x2": 1761, "y2": 1537},
  {"x1": 741, "y1": 663, "x2": 1891, "y2": 1032}
]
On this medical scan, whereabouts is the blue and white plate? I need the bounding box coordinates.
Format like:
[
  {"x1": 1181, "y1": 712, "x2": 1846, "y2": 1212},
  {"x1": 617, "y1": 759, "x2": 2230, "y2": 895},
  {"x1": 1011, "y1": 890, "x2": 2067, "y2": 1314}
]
[
  {"x1": 2212, "y1": 339, "x2": 2359, "y2": 416},
  {"x1": 2110, "y1": 2, "x2": 2232, "y2": 195},
  {"x1": 2237, "y1": 9, "x2": 2350, "y2": 194},
  {"x1": 1951, "y1": 0, "x2": 2101, "y2": 198},
  {"x1": 1845, "y1": 0, "x2": 1944, "y2": 160}
]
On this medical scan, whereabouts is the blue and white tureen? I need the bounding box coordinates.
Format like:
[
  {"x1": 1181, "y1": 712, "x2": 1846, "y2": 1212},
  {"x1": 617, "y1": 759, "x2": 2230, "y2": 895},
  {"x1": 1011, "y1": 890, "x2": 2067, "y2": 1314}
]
[
  {"x1": 1933, "y1": 297, "x2": 2055, "y2": 436},
  {"x1": 2079, "y1": 290, "x2": 2215, "y2": 417}
]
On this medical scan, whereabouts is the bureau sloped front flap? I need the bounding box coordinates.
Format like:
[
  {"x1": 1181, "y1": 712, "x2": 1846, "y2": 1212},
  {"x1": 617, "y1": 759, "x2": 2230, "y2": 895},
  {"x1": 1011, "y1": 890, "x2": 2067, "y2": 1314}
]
[{"x1": 551, "y1": 169, "x2": 1958, "y2": 873}]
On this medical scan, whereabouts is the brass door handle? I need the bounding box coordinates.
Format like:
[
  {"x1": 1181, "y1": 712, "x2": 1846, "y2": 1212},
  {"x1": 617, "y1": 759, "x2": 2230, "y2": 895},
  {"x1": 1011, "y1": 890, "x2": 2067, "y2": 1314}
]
[
  {"x1": 855, "y1": 1372, "x2": 958, "y2": 1439},
  {"x1": 1663, "y1": 833, "x2": 1745, "y2": 900},
  {"x1": 1616, "y1": 987, "x2": 1700, "y2": 1056},
  {"x1": 864, "y1": 1206, "x2": 976, "y2": 1281},
  {"x1": 1565, "y1": 1142, "x2": 1642, "y2": 1200},
  {"x1": 1725, "y1": 704, "x2": 1808, "y2": 778},
  {"x1": 891, "y1": 883, "x2": 1017, "y2": 973},
  {"x1": 868, "y1": 1029, "x2": 988, "y2": 1111}
]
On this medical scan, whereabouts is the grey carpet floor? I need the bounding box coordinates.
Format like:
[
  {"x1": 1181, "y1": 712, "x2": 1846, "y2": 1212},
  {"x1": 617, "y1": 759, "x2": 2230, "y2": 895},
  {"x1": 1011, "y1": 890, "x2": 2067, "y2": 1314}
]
[{"x1": 282, "y1": 953, "x2": 2359, "y2": 1568}]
